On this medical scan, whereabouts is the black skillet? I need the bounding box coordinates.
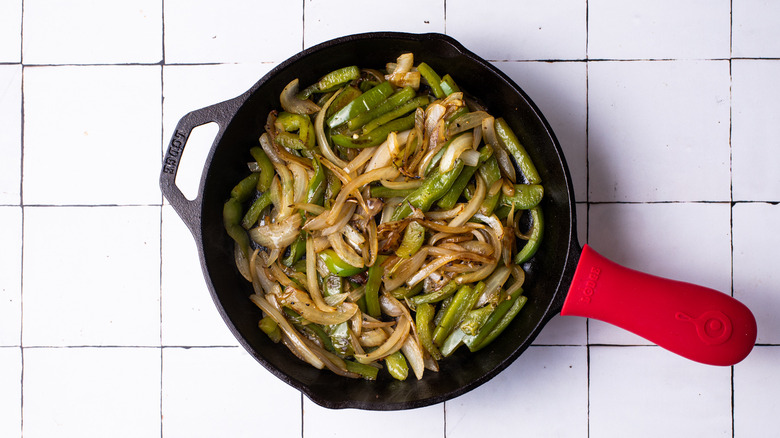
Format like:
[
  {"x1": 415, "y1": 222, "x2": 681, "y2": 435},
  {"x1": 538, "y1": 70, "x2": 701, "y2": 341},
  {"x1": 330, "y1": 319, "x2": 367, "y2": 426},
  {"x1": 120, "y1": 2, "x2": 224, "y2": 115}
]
[{"x1": 160, "y1": 32, "x2": 756, "y2": 410}]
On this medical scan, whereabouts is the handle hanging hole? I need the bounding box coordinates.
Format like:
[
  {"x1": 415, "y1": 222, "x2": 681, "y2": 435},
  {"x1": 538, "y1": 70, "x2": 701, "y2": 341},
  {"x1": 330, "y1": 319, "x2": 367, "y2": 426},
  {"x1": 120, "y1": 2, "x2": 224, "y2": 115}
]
[{"x1": 173, "y1": 122, "x2": 219, "y2": 201}]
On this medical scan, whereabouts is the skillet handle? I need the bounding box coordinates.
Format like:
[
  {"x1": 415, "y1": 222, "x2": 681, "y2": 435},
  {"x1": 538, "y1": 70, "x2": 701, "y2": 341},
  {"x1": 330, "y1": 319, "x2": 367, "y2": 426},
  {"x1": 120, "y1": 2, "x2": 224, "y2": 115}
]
[
  {"x1": 561, "y1": 245, "x2": 757, "y2": 366},
  {"x1": 159, "y1": 96, "x2": 245, "y2": 234}
]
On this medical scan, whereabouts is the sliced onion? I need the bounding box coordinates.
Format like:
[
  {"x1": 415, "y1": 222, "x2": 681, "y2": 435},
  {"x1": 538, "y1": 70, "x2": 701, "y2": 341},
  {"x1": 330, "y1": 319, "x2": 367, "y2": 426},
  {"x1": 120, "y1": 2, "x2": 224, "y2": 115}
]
[
  {"x1": 343, "y1": 144, "x2": 379, "y2": 176},
  {"x1": 250, "y1": 249, "x2": 282, "y2": 296},
  {"x1": 328, "y1": 232, "x2": 364, "y2": 269},
  {"x1": 365, "y1": 131, "x2": 400, "y2": 173},
  {"x1": 407, "y1": 254, "x2": 461, "y2": 288},
  {"x1": 448, "y1": 174, "x2": 486, "y2": 228},
  {"x1": 289, "y1": 162, "x2": 309, "y2": 205},
  {"x1": 439, "y1": 132, "x2": 473, "y2": 173},
  {"x1": 380, "y1": 178, "x2": 422, "y2": 190},
  {"x1": 315, "y1": 89, "x2": 349, "y2": 169},
  {"x1": 482, "y1": 117, "x2": 516, "y2": 183},
  {"x1": 326, "y1": 166, "x2": 399, "y2": 226},
  {"x1": 353, "y1": 316, "x2": 410, "y2": 364},
  {"x1": 401, "y1": 336, "x2": 426, "y2": 380},
  {"x1": 234, "y1": 242, "x2": 252, "y2": 282},
  {"x1": 249, "y1": 213, "x2": 302, "y2": 249},
  {"x1": 476, "y1": 265, "x2": 511, "y2": 308},
  {"x1": 460, "y1": 149, "x2": 480, "y2": 167},
  {"x1": 279, "y1": 287, "x2": 357, "y2": 325},
  {"x1": 383, "y1": 247, "x2": 429, "y2": 291},
  {"x1": 359, "y1": 329, "x2": 389, "y2": 347},
  {"x1": 280, "y1": 78, "x2": 321, "y2": 115},
  {"x1": 321, "y1": 202, "x2": 356, "y2": 235},
  {"x1": 249, "y1": 294, "x2": 325, "y2": 369},
  {"x1": 446, "y1": 110, "x2": 490, "y2": 138},
  {"x1": 306, "y1": 235, "x2": 333, "y2": 312}
]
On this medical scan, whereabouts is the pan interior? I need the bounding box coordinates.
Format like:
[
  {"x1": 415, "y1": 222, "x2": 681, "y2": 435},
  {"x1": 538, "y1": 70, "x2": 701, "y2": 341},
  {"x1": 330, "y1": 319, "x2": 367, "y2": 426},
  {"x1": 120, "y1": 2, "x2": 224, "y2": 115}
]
[{"x1": 194, "y1": 33, "x2": 577, "y2": 410}]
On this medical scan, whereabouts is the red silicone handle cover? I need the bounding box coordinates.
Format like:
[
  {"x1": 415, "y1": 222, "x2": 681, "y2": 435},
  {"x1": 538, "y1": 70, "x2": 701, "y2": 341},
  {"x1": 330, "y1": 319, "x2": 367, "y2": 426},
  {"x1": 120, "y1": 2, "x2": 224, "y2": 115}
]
[{"x1": 561, "y1": 245, "x2": 757, "y2": 366}]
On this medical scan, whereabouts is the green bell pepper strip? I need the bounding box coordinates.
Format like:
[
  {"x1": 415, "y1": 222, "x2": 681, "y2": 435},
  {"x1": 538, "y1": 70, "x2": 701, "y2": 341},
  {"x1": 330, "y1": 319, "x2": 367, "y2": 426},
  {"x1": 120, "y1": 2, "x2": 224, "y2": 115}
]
[
  {"x1": 368, "y1": 186, "x2": 416, "y2": 199},
  {"x1": 306, "y1": 155, "x2": 326, "y2": 205},
  {"x1": 364, "y1": 256, "x2": 387, "y2": 318},
  {"x1": 258, "y1": 316, "x2": 281, "y2": 343},
  {"x1": 330, "y1": 112, "x2": 416, "y2": 149},
  {"x1": 323, "y1": 166, "x2": 342, "y2": 209},
  {"x1": 440, "y1": 327, "x2": 467, "y2": 357},
  {"x1": 514, "y1": 205, "x2": 544, "y2": 264},
  {"x1": 298, "y1": 65, "x2": 361, "y2": 99},
  {"x1": 360, "y1": 95, "x2": 429, "y2": 135},
  {"x1": 249, "y1": 147, "x2": 274, "y2": 193},
  {"x1": 390, "y1": 159, "x2": 465, "y2": 221},
  {"x1": 274, "y1": 131, "x2": 307, "y2": 150},
  {"x1": 395, "y1": 221, "x2": 426, "y2": 258},
  {"x1": 416, "y1": 303, "x2": 443, "y2": 360},
  {"x1": 230, "y1": 173, "x2": 260, "y2": 202},
  {"x1": 433, "y1": 295, "x2": 455, "y2": 327},
  {"x1": 327, "y1": 81, "x2": 394, "y2": 128},
  {"x1": 498, "y1": 184, "x2": 544, "y2": 210},
  {"x1": 388, "y1": 282, "x2": 424, "y2": 300},
  {"x1": 275, "y1": 112, "x2": 315, "y2": 149},
  {"x1": 385, "y1": 350, "x2": 409, "y2": 381},
  {"x1": 432, "y1": 281, "x2": 485, "y2": 347},
  {"x1": 409, "y1": 277, "x2": 461, "y2": 307},
  {"x1": 436, "y1": 145, "x2": 493, "y2": 210},
  {"x1": 346, "y1": 86, "x2": 416, "y2": 131},
  {"x1": 463, "y1": 287, "x2": 524, "y2": 351},
  {"x1": 460, "y1": 305, "x2": 497, "y2": 336},
  {"x1": 417, "y1": 62, "x2": 445, "y2": 99},
  {"x1": 281, "y1": 233, "x2": 306, "y2": 267},
  {"x1": 440, "y1": 73, "x2": 460, "y2": 96},
  {"x1": 494, "y1": 117, "x2": 541, "y2": 184},
  {"x1": 241, "y1": 190, "x2": 272, "y2": 229},
  {"x1": 223, "y1": 197, "x2": 250, "y2": 256},
  {"x1": 319, "y1": 249, "x2": 367, "y2": 277},
  {"x1": 478, "y1": 155, "x2": 502, "y2": 215},
  {"x1": 344, "y1": 359, "x2": 379, "y2": 380},
  {"x1": 469, "y1": 295, "x2": 528, "y2": 352},
  {"x1": 326, "y1": 85, "x2": 362, "y2": 119}
]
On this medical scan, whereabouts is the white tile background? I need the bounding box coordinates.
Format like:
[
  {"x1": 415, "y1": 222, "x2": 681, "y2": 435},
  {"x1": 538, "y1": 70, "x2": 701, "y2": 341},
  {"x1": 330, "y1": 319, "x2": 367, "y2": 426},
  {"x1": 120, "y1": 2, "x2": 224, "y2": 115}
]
[{"x1": 1, "y1": 0, "x2": 778, "y2": 436}]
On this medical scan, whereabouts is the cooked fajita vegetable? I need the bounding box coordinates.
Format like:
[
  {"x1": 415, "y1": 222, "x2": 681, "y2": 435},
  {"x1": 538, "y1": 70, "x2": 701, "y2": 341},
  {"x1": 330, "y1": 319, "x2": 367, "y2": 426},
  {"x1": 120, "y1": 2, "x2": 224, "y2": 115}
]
[{"x1": 223, "y1": 53, "x2": 543, "y2": 381}]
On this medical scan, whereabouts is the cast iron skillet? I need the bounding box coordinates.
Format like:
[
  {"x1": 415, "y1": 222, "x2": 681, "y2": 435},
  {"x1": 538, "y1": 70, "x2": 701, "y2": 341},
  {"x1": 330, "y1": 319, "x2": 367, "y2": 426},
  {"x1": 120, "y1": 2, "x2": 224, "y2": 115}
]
[{"x1": 160, "y1": 32, "x2": 757, "y2": 410}]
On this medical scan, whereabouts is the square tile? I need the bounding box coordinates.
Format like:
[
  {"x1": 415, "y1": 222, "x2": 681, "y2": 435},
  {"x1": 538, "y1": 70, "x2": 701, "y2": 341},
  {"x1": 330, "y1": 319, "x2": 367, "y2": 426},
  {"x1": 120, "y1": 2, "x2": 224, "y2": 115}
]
[
  {"x1": 494, "y1": 61, "x2": 587, "y2": 202},
  {"x1": 587, "y1": 202, "x2": 731, "y2": 344},
  {"x1": 588, "y1": 60, "x2": 731, "y2": 202},
  {"x1": 162, "y1": 63, "x2": 272, "y2": 200},
  {"x1": 446, "y1": 346, "x2": 587, "y2": 437},
  {"x1": 590, "y1": 346, "x2": 732, "y2": 437},
  {"x1": 0, "y1": 0, "x2": 21, "y2": 62},
  {"x1": 22, "y1": 206, "x2": 160, "y2": 347},
  {"x1": 734, "y1": 346, "x2": 780, "y2": 436},
  {"x1": 0, "y1": 64, "x2": 21, "y2": 205},
  {"x1": 23, "y1": 65, "x2": 162, "y2": 206},
  {"x1": 164, "y1": 0, "x2": 302, "y2": 64},
  {"x1": 304, "y1": 0, "x2": 444, "y2": 48},
  {"x1": 733, "y1": 202, "x2": 780, "y2": 344},
  {"x1": 22, "y1": 0, "x2": 162, "y2": 65},
  {"x1": 304, "y1": 398, "x2": 443, "y2": 438},
  {"x1": 161, "y1": 205, "x2": 237, "y2": 346},
  {"x1": 731, "y1": 60, "x2": 780, "y2": 202},
  {"x1": 534, "y1": 203, "x2": 588, "y2": 345},
  {"x1": 23, "y1": 347, "x2": 161, "y2": 438},
  {"x1": 588, "y1": 0, "x2": 730, "y2": 60},
  {"x1": 0, "y1": 347, "x2": 21, "y2": 438},
  {"x1": 446, "y1": 0, "x2": 586, "y2": 61},
  {"x1": 733, "y1": 0, "x2": 780, "y2": 58},
  {"x1": 162, "y1": 347, "x2": 301, "y2": 438},
  {"x1": 0, "y1": 207, "x2": 21, "y2": 346}
]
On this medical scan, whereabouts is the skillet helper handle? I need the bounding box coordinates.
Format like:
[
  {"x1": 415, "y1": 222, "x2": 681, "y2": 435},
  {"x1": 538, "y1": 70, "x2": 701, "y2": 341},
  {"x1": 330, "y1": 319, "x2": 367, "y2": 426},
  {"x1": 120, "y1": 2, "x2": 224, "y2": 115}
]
[
  {"x1": 159, "y1": 97, "x2": 243, "y2": 233},
  {"x1": 561, "y1": 245, "x2": 757, "y2": 366}
]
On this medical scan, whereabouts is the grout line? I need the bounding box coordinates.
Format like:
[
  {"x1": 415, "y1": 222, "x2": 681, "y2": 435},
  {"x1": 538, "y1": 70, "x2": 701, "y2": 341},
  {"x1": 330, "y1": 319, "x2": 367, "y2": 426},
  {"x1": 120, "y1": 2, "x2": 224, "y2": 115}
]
[
  {"x1": 729, "y1": 2, "x2": 736, "y2": 437},
  {"x1": 585, "y1": 1, "x2": 591, "y2": 434}
]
